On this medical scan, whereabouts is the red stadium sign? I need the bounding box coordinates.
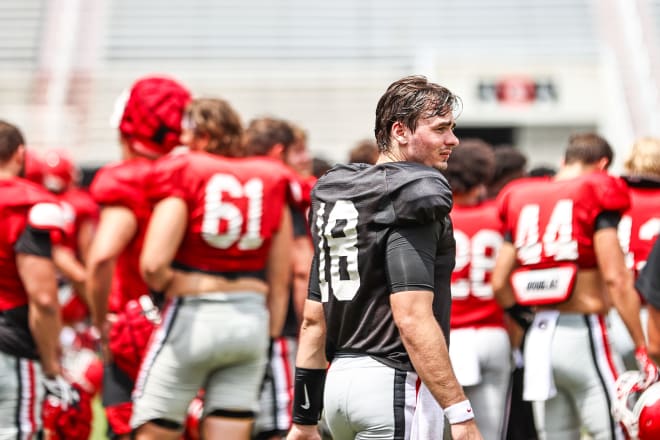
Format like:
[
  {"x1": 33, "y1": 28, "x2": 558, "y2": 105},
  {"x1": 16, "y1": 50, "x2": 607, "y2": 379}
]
[{"x1": 478, "y1": 77, "x2": 557, "y2": 106}]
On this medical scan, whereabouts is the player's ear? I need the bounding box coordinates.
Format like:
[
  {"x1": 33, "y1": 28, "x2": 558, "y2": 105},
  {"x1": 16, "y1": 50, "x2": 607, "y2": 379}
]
[
  {"x1": 391, "y1": 121, "x2": 407, "y2": 145},
  {"x1": 268, "y1": 144, "x2": 285, "y2": 160},
  {"x1": 596, "y1": 156, "x2": 610, "y2": 171}
]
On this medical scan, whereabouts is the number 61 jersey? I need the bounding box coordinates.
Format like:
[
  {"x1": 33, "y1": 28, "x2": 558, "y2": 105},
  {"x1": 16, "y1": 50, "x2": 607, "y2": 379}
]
[
  {"x1": 308, "y1": 162, "x2": 455, "y2": 372},
  {"x1": 147, "y1": 151, "x2": 298, "y2": 274}
]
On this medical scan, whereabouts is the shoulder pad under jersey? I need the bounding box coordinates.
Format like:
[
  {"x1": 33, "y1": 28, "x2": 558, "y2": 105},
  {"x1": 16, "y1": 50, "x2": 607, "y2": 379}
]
[
  {"x1": 585, "y1": 172, "x2": 630, "y2": 213},
  {"x1": 90, "y1": 159, "x2": 152, "y2": 213},
  {"x1": 384, "y1": 163, "x2": 453, "y2": 225}
]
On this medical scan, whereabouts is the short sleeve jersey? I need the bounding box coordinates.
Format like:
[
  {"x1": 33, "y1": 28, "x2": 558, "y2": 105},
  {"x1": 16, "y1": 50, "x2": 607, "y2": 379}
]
[
  {"x1": 308, "y1": 162, "x2": 454, "y2": 371},
  {"x1": 57, "y1": 188, "x2": 99, "y2": 253},
  {"x1": 0, "y1": 178, "x2": 61, "y2": 310},
  {"x1": 89, "y1": 158, "x2": 154, "y2": 312},
  {"x1": 619, "y1": 178, "x2": 660, "y2": 277},
  {"x1": 497, "y1": 172, "x2": 630, "y2": 269},
  {"x1": 146, "y1": 151, "x2": 292, "y2": 274},
  {"x1": 449, "y1": 199, "x2": 505, "y2": 329}
]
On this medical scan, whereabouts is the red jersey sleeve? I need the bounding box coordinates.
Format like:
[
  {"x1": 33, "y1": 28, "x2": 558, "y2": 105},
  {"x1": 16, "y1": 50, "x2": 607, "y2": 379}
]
[
  {"x1": 589, "y1": 172, "x2": 631, "y2": 213},
  {"x1": 90, "y1": 159, "x2": 152, "y2": 216},
  {"x1": 146, "y1": 152, "x2": 192, "y2": 203}
]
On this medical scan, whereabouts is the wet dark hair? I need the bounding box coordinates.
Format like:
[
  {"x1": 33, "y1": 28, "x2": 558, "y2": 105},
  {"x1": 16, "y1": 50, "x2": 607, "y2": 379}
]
[{"x1": 374, "y1": 75, "x2": 461, "y2": 153}]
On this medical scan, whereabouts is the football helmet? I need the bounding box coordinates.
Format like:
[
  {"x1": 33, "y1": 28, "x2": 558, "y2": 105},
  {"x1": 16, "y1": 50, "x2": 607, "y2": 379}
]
[
  {"x1": 612, "y1": 370, "x2": 660, "y2": 439},
  {"x1": 118, "y1": 76, "x2": 191, "y2": 158},
  {"x1": 42, "y1": 148, "x2": 79, "y2": 193}
]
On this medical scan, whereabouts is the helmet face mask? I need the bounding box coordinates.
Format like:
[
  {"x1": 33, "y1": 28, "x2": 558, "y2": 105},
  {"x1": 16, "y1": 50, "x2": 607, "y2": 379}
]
[{"x1": 612, "y1": 370, "x2": 660, "y2": 439}]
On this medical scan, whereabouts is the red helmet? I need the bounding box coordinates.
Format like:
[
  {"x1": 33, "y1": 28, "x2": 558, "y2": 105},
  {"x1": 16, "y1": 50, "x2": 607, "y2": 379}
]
[
  {"x1": 118, "y1": 76, "x2": 191, "y2": 158},
  {"x1": 23, "y1": 149, "x2": 45, "y2": 185},
  {"x1": 612, "y1": 370, "x2": 660, "y2": 439},
  {"x1": 42, "y1": 149, "x2": 79, "y2": 193}
]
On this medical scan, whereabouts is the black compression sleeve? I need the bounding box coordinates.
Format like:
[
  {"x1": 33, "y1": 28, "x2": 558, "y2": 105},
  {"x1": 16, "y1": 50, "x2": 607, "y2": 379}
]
[
  {"x1": 594, "y1": 210, "x2": 621, "y2": 231},
  {"x1": 14, "y1": 225, "x2": 53, "y2": 257},
  {"x1": 291, "y1": 367, "x2": 326, "y2": 425},
  {"x1": 385, "y1": 223, "x2": 439, "y2": 293},
  {"x1": 290, "y1": 206, "x2": 309, "y2": 238}
]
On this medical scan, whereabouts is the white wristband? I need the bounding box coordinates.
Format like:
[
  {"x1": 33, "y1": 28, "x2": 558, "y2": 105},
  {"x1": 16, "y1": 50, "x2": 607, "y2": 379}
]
[{"x1": 444, "y1": 400, "x2": 474, "y2": 424}]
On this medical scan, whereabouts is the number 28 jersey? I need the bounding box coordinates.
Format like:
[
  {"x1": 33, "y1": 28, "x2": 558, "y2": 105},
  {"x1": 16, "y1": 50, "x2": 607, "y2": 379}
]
[
  {"x1": 497, "y1": 172, "x2": 630, "y2": 268},
  {"x1": 450, "y1": 200, "x2": 505, "y2": 329},
  {"x1": 148, "y1": 151, "x2": 295, "y2": 274},
  {"x1": 308, "y1": 162, "x2": 455, "y2": 371}
]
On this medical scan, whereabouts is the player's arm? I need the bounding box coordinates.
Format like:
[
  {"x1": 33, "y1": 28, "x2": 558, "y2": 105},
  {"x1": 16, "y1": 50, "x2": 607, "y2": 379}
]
[
  {"x1": 289, "y1": 206, "x2": 312, "y2": 324},
  {"x1": 140, "y1": 197, "x2": 187, "y2": 293},
  {"x1": 86, "y1": 206, "x2": 137, "y2": 331},
  {"x1": 386, "y1": 224, "x2": 480, "y2": 436},
  {"x1": 76, "y1": 217, "x2": 96, "y2": 264},
  {"x1": 288, "y1": 248, "x2": 326, "y2": 440},
  {"x1": 52, "y1": 245, "x2": 87, "y2": 301},
  {"x1": 492, "y1": 237, "x2": 534, "y2": 342},
  {"x1": 266, "y1": 206, "x2": 293, "y2": 338},
  {"x1": 595, "y1": 216, "x2": 657, "y2": 385},
  {"x1": 15, "y1": 204, "x2": 64, "y2": 378},
  {"x1": 287, "y1": 298, "x2": 326, "y2": 440}
]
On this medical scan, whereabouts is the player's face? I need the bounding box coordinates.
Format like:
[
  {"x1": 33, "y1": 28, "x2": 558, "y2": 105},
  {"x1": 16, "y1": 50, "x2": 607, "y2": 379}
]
[
  {"x1": 404, "y1": 114, "x2": 459, "y2": 170},
  {"x1": 284, "y1": 140, "x2": 313, "y2": 177}
]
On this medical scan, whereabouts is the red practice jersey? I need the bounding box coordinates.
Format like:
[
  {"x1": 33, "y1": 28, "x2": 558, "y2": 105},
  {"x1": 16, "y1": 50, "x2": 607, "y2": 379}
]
[
  {"x1": 0, "y1": 178, "x2": 62, "y2": 310},
  {"x1": 498, "y1": 173, "x2": 630, "y2": 269},
  {"x1": 450, "y1": 199, "x2": 505, "y2": 329},
  {"x1": 89, "y1": 158, "x2": 154, "y2": 312},
  {"x1": 618, "y1": 181, "x2": 660, "y2": 278},
  {"x1": 58, "y1": 188, "x2": 99, "y2": 254},
  {"x1": 148, "y1": 151, "x2": 294, "y2": 274}
]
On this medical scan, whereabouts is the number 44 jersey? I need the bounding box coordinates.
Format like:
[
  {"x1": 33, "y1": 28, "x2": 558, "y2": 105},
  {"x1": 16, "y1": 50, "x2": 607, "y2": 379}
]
[{"x1": 308, "y1": 162, "x2": 455, "y2": 371}]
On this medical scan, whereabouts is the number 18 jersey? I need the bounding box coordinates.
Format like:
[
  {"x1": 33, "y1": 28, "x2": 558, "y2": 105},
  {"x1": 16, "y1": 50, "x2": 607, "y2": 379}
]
[{"x1": 308, "y1": 162, "x2": 454, "y2": 371}]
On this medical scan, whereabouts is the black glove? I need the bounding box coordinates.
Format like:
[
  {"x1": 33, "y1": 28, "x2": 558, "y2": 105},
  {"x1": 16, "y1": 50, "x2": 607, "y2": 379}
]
[{"x1": 505, "y1": 304, "x2": 535, "y2": 331}]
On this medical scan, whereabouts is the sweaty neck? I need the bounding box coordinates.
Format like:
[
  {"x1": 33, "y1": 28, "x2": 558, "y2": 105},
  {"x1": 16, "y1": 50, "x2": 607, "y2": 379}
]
[{"x1": 554, "y1": 163, "x2": 600, "y2": 181}]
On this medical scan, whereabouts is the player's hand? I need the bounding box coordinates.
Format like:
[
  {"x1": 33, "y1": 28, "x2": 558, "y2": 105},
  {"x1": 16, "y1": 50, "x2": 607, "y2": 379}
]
[
  {"x1": 450, "y1": 419, "x2": 484, "y2": 440},
  {"x1": 286, "y1": 423, "x2": 322, "y2": 440},
  {"x1": 43, "y1": 375, "x2": 80, "y2": 411},
  {"x1": 635, "y1": 346, "x2": 659, "y2": 390}
]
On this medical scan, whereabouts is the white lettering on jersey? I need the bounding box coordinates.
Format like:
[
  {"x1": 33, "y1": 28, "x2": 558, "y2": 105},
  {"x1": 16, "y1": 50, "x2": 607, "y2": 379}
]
[
  {"x1": 201, "y1": 174, "x2": 264, "y2": 250},
  {"x1": 618, "y1": 215, "x2": 660, "y2": 272},
  {"x1": 452, "y1": 229, "x2": 502, "y2": 299},
  {"x1": 317, "y1": 200, "x2": 361, "y2": 302},
  {"x1": 515, "y1": 199, "x2": 578, "y2": 265}
]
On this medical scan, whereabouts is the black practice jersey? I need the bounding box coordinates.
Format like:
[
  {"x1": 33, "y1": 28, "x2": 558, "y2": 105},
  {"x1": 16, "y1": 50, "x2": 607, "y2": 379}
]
[{"x1": 308, "y1": 162, "x2": 455, "y2": 371}]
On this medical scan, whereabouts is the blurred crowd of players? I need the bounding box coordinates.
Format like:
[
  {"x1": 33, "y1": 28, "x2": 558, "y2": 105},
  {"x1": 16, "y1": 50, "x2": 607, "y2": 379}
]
[{"x1": 1, "y1": 72, "x2": 660, "y2": 440}]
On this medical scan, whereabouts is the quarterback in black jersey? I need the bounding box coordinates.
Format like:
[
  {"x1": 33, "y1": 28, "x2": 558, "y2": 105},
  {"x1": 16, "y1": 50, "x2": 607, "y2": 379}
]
[{"x1": 287, "y1": 76, "x2": 483, "y2": 440}]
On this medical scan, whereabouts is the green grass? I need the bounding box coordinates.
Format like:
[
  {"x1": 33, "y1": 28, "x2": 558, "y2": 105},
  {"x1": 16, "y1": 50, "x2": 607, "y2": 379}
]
[{"x1": 90, "y1": 396, "x2": 108, "y2": 440}]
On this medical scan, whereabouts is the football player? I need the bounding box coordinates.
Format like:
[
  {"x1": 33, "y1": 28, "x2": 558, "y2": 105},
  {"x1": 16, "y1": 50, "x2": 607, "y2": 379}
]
[
  {"x1": 442, "y1": 139, "x2": 510, "y2": 440},
  {"x1": 492, "y1": 133, "x2": 656, "y2": 440},
  {"x1": 287, "y1": 75, "x2": 482, "y2": 440},
  {"x1": 86, "y1": 76, "x2": 191, "y2": 439},
  {"x1": 611, "y1": 137, "x2": 660, "y2": 368},
  {"x1": 0, "y1": 120, "x2": 76, "y2": 438},
  {"x1": 132, "y1": 139, "x2": 295, "y2": 439}
]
